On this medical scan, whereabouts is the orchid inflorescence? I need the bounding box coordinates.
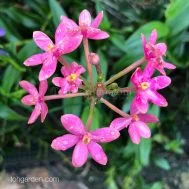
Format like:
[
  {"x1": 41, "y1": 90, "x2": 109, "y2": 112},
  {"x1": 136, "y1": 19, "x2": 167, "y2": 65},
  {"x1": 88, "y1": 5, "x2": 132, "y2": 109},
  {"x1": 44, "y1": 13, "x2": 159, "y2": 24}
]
[{"x1": 19, "y1": 9, "x2": 176, "y2": 167}]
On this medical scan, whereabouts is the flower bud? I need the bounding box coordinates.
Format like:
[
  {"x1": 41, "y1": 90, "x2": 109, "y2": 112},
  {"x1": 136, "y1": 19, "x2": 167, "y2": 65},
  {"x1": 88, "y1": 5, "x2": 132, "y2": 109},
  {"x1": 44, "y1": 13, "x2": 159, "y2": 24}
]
[{"x1": 88, "y1": 52, "x2": 100, "y2": 65}]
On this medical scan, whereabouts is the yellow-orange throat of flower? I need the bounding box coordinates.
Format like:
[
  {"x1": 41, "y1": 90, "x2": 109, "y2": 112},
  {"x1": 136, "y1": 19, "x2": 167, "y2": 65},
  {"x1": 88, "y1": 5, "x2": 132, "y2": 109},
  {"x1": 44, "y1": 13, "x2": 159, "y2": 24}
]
[
  {"x1": 82, "y1": 134, "x2": 91, "y2": 144},
  {"x1": 67, "y1": 73, "x2": 77, "y2": 81},
  {"x1": 140, "y1": 82, "x2": 150, "y2": 90}
]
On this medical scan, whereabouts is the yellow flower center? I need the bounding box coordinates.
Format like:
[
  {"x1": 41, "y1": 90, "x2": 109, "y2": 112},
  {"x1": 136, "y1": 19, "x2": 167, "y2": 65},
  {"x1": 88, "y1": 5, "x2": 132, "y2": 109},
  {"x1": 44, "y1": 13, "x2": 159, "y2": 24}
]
[
  {"x1": 140, "y1": 82, "x2": 150, "y2": 90},
  {"x1": 82, "y1": 134, "x2": 91, "y2": 144},
  {"x1": 67, "y1": 73, "x2": 77, "y2": 81},
  {"x1": 132, "y1": 114, "x2": 139, "y2": 121},
  {"x1": 47, "y1": 44, "x2": 54, "y2": 51}
]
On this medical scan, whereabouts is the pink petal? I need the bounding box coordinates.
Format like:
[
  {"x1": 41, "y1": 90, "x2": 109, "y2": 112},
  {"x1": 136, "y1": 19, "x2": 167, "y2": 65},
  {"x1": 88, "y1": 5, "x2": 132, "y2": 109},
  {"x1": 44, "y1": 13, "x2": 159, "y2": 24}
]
[
  {"x1": 33, "y1": 31, "x2": 54, "y2": 51},
  {"x1": 131, "y1": 93, "x2": 148, "y2": 113},
  {"x1": 91, "y1": 11, "x2": 103, "y2": 28},
  {"x1": 143, "y1": 61, "x2": 156, "y2": 78},
  {"x1": 40, "y1": 102, "x2": 48, "y2": 122},
  {"x1": 58, "y1": 79, "x2": 70, "y2": 94},
  {"x1": 149, "y1": 29, "x2": 157, "y2": 44},
  {"x1": 134, "y1": 121, "x2": 151, "y2": 138},
  {"x1": 109, "y1": 117, "x2": 132, "y2": 131},
  {"x1": 128, "y1": 123, "x2": 141, "y2": 144},
  {"x1": 21, "y1": 95, "x2": 36, "y2": 106},
  {"x1": 156, "y1": 43, "x2": 167, "y2": 56},
  {"x1": 71, "y1": 62, "x2": 86, "y2": 75},
  {"x1": 28, "y1": 103, "x2": 41, "y2": 124},
  {"x1": 23, "y1": 53, "x2": 46, "y2": 66},
  {"x1": 55, "y1": 17, "x2": 79, "y2": 43},
  {"x1": 146, "y1": 90, "x2": 168, "y2": 107},
  {"x1": 79, "y1": 9, "x2": 91, "y2": 27},
  {"x1": 156, "y1": 65, "x2": 166, "y2": 75},
  {"x1": 39, "y1": 80, "x2": 48, "y2": 96},
  {"x1": 61, "y1": 114, "x2": 85, "y2": 135},
  {"x1": 151, "y1": 76, "x2": 171, "y2": 90},
  {"x1": 72, "y1": 141, "x2": 88, "y2": 167},
  {"x1": 57, "y1": 35, "x2": 82, "y2": 54},
  {"x1": 164, "y1": 62, "x2": 176, "y2": 69},
  {"x1": 86, "y1": 27, "x2": 109, "y2": 40},
  {"x1": 138, "y1": 114, "x2": 159, "y2": 123},
  {"x1": 19, "y1": 80, "x2": 38, "y2": 97},
  {"x1": 91, "y1": 128, "x2": 120, "y2": 143},
  {"x1": 88, "y1": 141, "x2": 107, "y2": 165},
  {"x1": 52, "y1": 77, "x2": 63, "y2": 87},
  {"x1": 131, "y1": 68, "x2": 143, "y2": 85},
  {"x1": 38, "y1": 55, "x2": 57, "y2": 81},
  {"x1": 51, "y1": 134, "x2": 79, "y2": 151}
]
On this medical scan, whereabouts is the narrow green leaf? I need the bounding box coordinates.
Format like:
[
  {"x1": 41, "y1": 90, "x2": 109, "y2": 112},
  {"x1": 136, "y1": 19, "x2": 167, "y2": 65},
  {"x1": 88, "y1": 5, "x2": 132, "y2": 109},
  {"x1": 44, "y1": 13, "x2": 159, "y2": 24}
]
[{"x1": 154, "y1": 157, "x2": 170, "y2": 170}]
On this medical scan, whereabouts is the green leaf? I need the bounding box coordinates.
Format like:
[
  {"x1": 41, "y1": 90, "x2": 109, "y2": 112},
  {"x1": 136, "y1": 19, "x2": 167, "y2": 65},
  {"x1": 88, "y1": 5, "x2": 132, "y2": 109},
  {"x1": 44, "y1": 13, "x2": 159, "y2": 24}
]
[
  {"x1": 63, "y1": 97, "x2": 82, "y2": 116},
  {"x1": 165, "y1": 0, "x2": 189, "y2": 36},
  {"x1": 153, "y1": 157, "x2": 170, "y2": 170},
  {"x1": 150, "y1": 182, "x2": 163, "y2": 189},
  {"x1": 81, "y1": 106, "x2": 101, "y2": 130},
  {"x1": 2, "y1": 65, "x2": 20, "y2": 93},
  {"x1": 0, "y1": 103, "x2": 26, "y2": 121},
  {"x1": 139, "y1": 139, "x2": 152, "y2": 166},
  {"x1": 48, "y1": 0, "x2": 67, "y2": 27},
  {"x1": 148, "y1": 105, "x2": 160, "y2": 117}
]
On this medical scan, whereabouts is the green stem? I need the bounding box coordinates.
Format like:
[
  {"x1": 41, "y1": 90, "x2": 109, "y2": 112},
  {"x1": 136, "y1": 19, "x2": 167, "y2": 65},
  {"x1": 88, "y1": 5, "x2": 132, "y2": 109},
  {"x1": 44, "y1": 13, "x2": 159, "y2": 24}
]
[
  {"x1": 86, "y1": 98, "x2": 96, "y2": 130},
  {"x1": 44, "y1": 93, "x2": 89, "y2": 101},
  {"x1": 100, "y1": 98, "x2": 129, "y2": 117},
  {"x1": 104, "y1": 57, "x2": 145, "y2": 86}
]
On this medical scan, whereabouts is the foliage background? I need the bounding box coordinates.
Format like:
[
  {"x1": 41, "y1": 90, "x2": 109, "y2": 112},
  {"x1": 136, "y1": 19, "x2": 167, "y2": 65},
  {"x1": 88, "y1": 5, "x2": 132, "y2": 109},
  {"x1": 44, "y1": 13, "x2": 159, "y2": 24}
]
[{"x1": 0, "y1": 0, "x2": 188, "y2": 188}]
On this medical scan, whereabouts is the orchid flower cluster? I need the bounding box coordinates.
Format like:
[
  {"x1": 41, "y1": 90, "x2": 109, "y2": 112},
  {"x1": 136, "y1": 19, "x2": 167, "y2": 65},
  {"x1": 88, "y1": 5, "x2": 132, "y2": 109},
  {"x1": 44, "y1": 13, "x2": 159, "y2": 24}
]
[{"x1": 20, "y1": 10, "x2": 176, "y2": 167}]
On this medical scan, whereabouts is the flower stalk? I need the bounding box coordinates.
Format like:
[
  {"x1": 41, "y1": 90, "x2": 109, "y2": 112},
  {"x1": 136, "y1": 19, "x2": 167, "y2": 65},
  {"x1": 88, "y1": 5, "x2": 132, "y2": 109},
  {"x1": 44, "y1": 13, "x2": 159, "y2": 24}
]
[{"x1": 86, "y1": 98, "x2": 96, "y2": 130}]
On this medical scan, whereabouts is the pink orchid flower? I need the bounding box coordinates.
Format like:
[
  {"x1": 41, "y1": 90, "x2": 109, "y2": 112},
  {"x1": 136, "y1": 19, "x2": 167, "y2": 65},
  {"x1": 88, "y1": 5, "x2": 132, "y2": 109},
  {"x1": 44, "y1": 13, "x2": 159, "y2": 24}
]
[
  {"x1": 52, "y1": 62, "x2": 85, "y2": 94},
  {"x1": 142, "y1": 29, "x2": 176, "y2": 76},
  {"x1": 51, "y1": 114, "x2": 120, "y2": 167},
  {"x1": 19, "y1": 80, "x2": 48, "y2": 124},
  {"x1": 59, "y1": 9, "x2": 109, "y2": 41},
  {"x1": 23, "y1": 23, "x2": 82, "y2": 81},
  {"x1": 131, "y1": 67, "x2": 171, "y2": 113},
  {"x1": 110, "y1": 104, "x2": 158, "y2": 144}
]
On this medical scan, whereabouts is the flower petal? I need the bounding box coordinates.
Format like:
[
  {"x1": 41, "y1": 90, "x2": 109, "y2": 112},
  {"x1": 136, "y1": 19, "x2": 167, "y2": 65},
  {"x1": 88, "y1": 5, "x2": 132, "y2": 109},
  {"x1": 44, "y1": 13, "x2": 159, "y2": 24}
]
[
  {"x1": 134, "y1": 121, "x2": 151, "y2": 138},
  {"x1": 28, "y1": 103, "x2": 41, "y2": 124},
  {"x1": 72, "y1": 141, "x2": 88, "y2": 167},
  {"x1": 128, "y1": 123, "x2": 140, "y2": 144},
  {"x1": 164, "y1": 62, "x2": 176, "y2": 69},
  {"x1": 39, "y1": 80, "x2": 48, "y2": 96},
  {"x1": 52, "y1": 77, "x2": 63, "y2": 87},
  {"x1": 109, "y1": 117, "x2": 132, "y2": 131},
  {"x1": 91, "y1": 128, "x2": 120, "y2": 143},
  {"x1": 39, "y1": 55, "x2": 57, "y2": 81},
  {"x1": 131, "y1": 68, "x2": 143, "y2": 85},
  {"x1": 40, "y1": 102, "x2": 48, "y2": 122},
  {"x1": 51, "y1": 134, "x2": 79, "y2": 151},
  {"x1": 151, "y1": 76, "x2": 171, "y2": 90},
  {"x1": 149, "y1": 29, "x2": 157, "y2": 44},
  {"x1": 146, "y1": 90, "x2": 168, "y2": 107},
  {"x1": 23, "y1": 53, "x2": 46, "y2": 66},
  {"x1": 19, "y1": 80, "x2": 38, "y2": 97},
  {"x1": 33, "y1": 31, "x2": 54, "y2": 51},
  {"x1": 79, "y1": 9, "x2": 91, "y2": 27},
  {"x1": 131, "y1": 93, "x2": 148, "y2": 113},
  {"x1": 61, "y1": 114, "x2": 85, "y2": 135},
  {"x1": 156, "y1": 43, "x2": 167, "y2": 56},
  {"x1": 21, "y1": 95, "x2": 36, "y2": 106},
  {"x1": 91, "y1": 11, "x2": 103, "y2": 28},
  {"x1": 138, "y1": 114, "x2": 159, "y2": 123},
  {"x1": 88, "y1": 141, "x2": 107, "y2": 165},
  {"x1": 86, "y1": 27, "x2": 109, "y2": 40}
]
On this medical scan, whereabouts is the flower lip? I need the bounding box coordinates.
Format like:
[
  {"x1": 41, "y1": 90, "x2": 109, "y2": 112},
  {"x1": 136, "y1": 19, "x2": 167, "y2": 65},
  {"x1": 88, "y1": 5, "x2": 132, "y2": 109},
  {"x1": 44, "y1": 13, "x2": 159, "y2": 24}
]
[
  {"x1": 82, "y1": 133, "x2": 91, "y2": 144},
  {"x1": 140, "y1": 82, "x2": 150, "y2": 90}
]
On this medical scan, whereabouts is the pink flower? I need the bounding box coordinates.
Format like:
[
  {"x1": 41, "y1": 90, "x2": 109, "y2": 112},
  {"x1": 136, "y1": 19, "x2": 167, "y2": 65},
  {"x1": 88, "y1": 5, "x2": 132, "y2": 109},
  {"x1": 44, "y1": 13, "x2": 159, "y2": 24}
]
[
  {"x1": 142, "y1": 29, "x2": 176, "y2": 76},
  {"x1": 52, "y1": 62, "x2": 85, "y2": 94},
  {"x1": 19, "y1": 80, "x2": 48, "y2": 124},
  {"x1": 23, "y1": 23, "x2": 82, "y2": 81},
  {"x1": 60, "y1": 9, "x2": 109, "y2": 40},
  {"x1": 110, "y1": 105, "x2": 158, "y2": 144},
  {"x1": 131, "y1": 67, "x2": 171, "y2": 113},
  {"x1": 51, "y1": 114, "x2": 120, "y2": 167}
]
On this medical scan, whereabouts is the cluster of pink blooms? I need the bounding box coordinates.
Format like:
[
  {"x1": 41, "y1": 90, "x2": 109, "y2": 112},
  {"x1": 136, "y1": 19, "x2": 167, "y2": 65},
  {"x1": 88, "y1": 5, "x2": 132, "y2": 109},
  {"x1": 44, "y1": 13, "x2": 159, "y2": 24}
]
[{"x1": 20, "y1": 10, "x2": 175, "y2": 167}]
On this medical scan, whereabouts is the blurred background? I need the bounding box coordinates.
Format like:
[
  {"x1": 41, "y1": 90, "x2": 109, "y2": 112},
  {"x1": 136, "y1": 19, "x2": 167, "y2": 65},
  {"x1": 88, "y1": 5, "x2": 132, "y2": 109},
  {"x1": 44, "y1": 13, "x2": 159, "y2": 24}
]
[{"x1": 0, "y1": 0, "x2": 188, "y2": 189}]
